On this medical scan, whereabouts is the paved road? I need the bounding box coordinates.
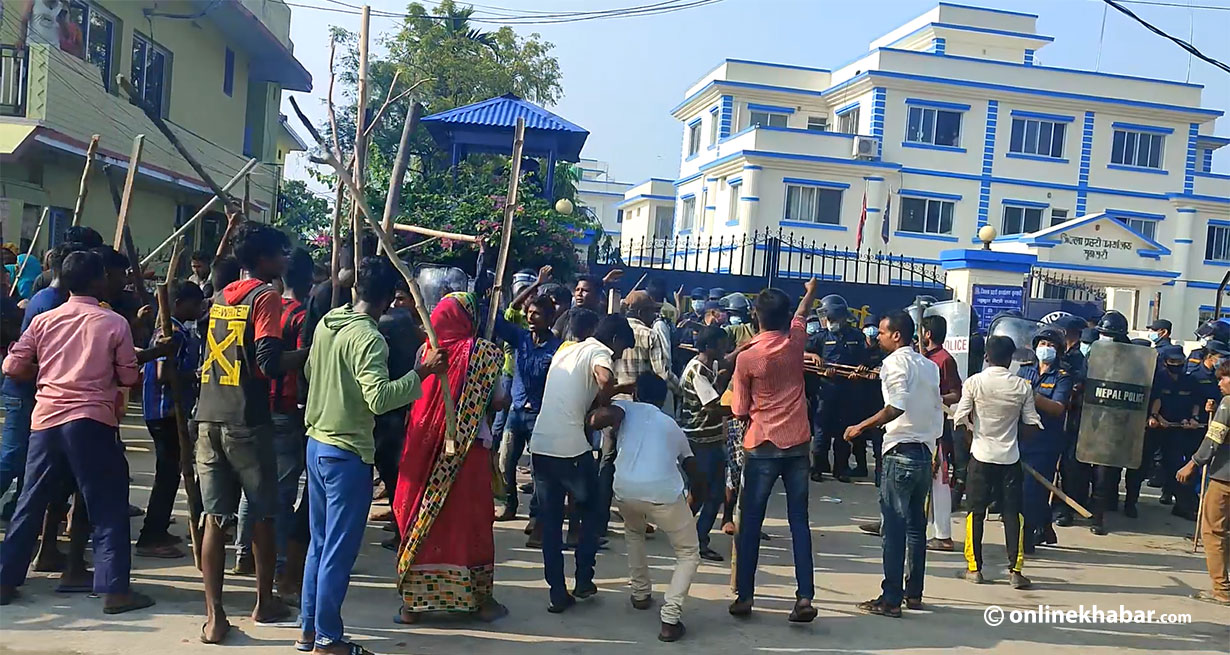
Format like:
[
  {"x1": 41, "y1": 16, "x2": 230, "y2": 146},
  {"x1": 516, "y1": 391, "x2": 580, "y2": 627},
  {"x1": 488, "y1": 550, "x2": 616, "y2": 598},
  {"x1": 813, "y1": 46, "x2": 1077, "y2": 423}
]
[{"x1": 0, "y1": 417, "x2": 1226, "y2": 654}]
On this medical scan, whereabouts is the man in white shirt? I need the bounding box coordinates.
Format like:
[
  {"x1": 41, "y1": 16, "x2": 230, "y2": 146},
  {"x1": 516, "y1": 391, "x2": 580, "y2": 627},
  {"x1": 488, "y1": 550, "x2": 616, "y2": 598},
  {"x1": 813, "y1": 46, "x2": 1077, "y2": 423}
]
[
  {"x1": 588, "y1": 373, "x2": 704, "y2": 643},
  {"x1": 530, "y1": 314, "x2": 633, "y2": 613},
  {"x1": 844, "y1": 311, "x2": 943, "y2": 618},
  {"x1": 951, "y1": 335, "x2": 1043, "y2": 589}
]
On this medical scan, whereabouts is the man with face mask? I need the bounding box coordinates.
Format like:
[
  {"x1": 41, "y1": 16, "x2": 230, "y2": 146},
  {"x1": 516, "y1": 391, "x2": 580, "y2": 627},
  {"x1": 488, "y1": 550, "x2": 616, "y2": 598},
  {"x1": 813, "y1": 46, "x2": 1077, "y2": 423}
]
[
  {"x1": 1056, "y1": 319, "x2": 1090, "y2": 528},
  {"x1": 1147, "y1": 319, "x2": 1174, "y2": 350},
  {"x1": 1022, "y1": 328, "x2": 1074, "y2": 551},
  {"x1": 805, "y1": 294, "x2": 866, "y2": 482},
  {"x1": 1132, "y1": 347, "x2": 1201, "y2": 521},
  {"x1": 1088, "y1": 312, "x2": 1133, "y2": 535}
]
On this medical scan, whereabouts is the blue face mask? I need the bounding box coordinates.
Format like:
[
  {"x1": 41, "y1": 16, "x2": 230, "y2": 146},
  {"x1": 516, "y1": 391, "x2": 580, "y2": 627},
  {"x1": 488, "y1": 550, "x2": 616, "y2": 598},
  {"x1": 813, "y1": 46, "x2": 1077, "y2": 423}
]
[
  {"x1": 806, "y1": 322, "x2": 820, "y2": 335},
  {"x1": 1147, "y1": 331, "x2": 1161, "y2": 343},
  {"x1": 863, "y1": 326, "x2": 879, "y2": 338},
  {"x1": 1035, "y1": 345, "x2": 1057, "y2": 363},
  {"x1": 1079, "y1": 342, "x2": 1092, "y2": 356}
]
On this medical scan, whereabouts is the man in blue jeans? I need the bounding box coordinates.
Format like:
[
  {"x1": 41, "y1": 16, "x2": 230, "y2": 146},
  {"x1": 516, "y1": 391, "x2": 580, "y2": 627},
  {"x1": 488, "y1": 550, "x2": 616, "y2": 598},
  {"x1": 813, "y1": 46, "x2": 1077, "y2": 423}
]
[
  {"x1": 845, "y1": 311, "x2": 943, "y2": 618},
  {"x1": 728, "y1": 280, "x2": 820, "y2": 622},
  {"x1": 298, "y1": 257, "x2": 445, "y2": 654},
  {"x1": 530, "y1": 313, "x2": 631, "y2": 613}
]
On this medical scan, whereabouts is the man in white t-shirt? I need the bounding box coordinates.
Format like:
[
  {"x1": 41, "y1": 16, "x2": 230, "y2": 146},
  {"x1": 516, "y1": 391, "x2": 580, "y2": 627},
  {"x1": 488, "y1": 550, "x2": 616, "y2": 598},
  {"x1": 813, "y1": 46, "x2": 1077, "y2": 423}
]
[
  {"x1": 844, "y1": 311, "x2": 943, "y2": 618},
  {"x1": 588, "y1": 373, "x2": 704, "y2": 642},
  {"x1": 530, "y1": 314, "x2": 633, "y2": 614},
  {"x1": 951, "y1": 335, "x2": 1043, "y2": 589}
]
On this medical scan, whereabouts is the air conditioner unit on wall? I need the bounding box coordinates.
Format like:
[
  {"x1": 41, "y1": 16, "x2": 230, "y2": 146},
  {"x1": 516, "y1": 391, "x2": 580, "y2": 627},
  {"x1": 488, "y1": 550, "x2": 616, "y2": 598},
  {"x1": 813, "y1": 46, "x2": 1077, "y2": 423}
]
[{"x1": 852, "y1": 135, "x2": 879, "y2": 159}]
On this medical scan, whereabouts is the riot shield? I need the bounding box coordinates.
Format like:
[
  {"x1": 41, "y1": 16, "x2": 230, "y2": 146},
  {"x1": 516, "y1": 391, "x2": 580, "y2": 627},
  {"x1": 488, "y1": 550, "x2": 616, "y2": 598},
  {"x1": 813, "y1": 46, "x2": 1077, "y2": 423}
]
[
  {"x1": 925, "y1": 300, "x2": 973, "y2": 381},
  {"x1": 1077, "y1": 341, "x2": 1155, "y2": 469},
  {"x1": 415, "y1": 264, "x2": 470, "y2": 312},
  {"x1": 988, "y1": 315, "x2": 1042, "y2": 371}
]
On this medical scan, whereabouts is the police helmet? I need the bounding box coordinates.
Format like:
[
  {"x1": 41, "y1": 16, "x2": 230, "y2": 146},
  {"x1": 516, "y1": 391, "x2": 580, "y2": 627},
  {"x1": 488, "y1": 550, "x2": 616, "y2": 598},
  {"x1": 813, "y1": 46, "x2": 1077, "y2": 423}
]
[
  {"x1": 719, "y1": 292, "x2": 751, "y2": 314},
  {"x1": 818, "y1": 294, "x2": 850, "y2": 321},
  {"x1": 1032, "y1": 326, "x2": 1067, "y2": 355},
  {"x1": 1095, "y1": 310, "x2": 1129, "y2": 338},
  {"x1": 1195, "y1": 318, "x2": 1230, "y2": 343}
]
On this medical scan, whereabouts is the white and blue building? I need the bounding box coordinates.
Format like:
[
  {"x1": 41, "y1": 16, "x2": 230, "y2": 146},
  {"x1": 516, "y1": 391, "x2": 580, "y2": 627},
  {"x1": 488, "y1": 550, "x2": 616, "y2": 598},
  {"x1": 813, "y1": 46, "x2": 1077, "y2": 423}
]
[{"x1": 626, "y1": 2, "x2": 1229, "y2": 337}]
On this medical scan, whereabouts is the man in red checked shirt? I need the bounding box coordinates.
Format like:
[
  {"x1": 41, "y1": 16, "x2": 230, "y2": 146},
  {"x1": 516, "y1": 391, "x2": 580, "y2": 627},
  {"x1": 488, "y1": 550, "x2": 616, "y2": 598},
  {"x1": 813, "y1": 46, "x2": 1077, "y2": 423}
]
[
  {"x1": 727, "y1": 278, "x2": 820, "y2": 623},
  {"x1": 194, "y1": 222, "x2": 307, "y2": 644},
  {"x1": 920, "y1": 315, "x2": 963, "y2": 551}
]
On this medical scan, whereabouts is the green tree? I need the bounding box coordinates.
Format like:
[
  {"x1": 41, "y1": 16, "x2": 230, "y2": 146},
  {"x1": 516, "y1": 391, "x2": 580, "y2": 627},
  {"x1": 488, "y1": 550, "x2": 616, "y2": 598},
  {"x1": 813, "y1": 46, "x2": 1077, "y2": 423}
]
[{"x1": 318, "y1": 1, "x2": 593, "y2": 276}]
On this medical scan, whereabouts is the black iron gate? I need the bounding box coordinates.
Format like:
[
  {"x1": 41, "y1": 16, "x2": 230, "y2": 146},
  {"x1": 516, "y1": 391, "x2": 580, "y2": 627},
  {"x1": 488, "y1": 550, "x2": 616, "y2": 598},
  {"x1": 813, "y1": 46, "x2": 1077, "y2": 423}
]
[{"x1": 1023, "y1": 267, "x2": 1106, "y2": 321}]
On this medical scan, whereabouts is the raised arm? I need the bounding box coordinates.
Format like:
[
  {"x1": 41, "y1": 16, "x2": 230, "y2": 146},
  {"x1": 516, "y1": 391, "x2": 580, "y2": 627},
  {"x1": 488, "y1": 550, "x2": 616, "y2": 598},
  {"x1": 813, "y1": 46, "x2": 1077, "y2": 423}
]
[
  {"x1": 795, "y1": 277, "x2": 820, "y2": 318},
  {"x1": 511, "y1": 265, "x2": 552, "y2": 311}
]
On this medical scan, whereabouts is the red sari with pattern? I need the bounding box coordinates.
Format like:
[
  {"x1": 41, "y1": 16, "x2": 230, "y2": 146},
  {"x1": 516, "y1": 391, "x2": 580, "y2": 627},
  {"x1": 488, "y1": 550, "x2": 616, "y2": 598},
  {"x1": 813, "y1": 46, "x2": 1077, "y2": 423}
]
[{"x1": 393, "y1": 293, "x2": 502, "y2": 613}]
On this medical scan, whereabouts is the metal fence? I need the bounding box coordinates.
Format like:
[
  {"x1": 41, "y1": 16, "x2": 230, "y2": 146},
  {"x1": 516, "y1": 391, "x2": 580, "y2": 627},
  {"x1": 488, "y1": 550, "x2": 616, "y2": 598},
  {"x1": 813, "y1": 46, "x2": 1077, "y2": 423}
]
[
  {"x1": 1026, "y1": 268, "x2": 1107, "y2": 302},
  {"x1": 593, "y1": 227, "x2": 949, "y2": 290}
]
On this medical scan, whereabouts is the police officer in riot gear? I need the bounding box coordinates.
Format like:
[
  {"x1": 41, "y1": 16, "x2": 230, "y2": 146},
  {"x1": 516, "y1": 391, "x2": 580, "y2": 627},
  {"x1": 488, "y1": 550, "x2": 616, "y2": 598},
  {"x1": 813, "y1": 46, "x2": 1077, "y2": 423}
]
[
  {"x1": 1088, "y1": 310, "x2": 1138, "y2": 534},
  {"x1": 1056, "y1": 317, "x2": 1089, "y2": 528},
  {"x1": 1188, "y1": 319, "x2": 1230, "y2": 373},
  {"x1": 1096, "y1": 310, "x2": 1131, "y2": 344},
  {"x1": 1023, "y1": 327, "x2": 1074, "y2": 550},
  {"x1": 805, "y1": 294, "x2": 866, "y2": 482}
]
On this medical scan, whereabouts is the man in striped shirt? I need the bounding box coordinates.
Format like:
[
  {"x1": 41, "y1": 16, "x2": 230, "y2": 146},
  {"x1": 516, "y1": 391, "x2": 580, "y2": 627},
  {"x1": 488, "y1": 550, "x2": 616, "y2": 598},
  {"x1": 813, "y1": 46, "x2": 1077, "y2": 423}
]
[{"x1": 678, "y1": 326, "x2": 730, "y2": 561}]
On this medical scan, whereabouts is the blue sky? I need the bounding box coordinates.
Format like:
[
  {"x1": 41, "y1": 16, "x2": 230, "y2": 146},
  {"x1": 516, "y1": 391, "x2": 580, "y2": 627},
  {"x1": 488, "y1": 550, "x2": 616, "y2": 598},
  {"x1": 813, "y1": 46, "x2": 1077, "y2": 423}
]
[{"x1": 280, "y1": 0, "x2": 1230, "y2": 188}]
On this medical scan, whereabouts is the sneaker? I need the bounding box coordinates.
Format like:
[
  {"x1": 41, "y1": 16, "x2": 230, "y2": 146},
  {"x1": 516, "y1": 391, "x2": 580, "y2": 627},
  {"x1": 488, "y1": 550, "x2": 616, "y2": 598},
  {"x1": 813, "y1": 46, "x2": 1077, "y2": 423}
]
[
  {"x1": 809, "y1": 469, "x2": 824, "y2": 483},
  {"x1": 858, "y1": 521, "x2": 881, "y2": 536},
  {"x1": 573, "y1": 581, "x2": 598, "y2": 600},
  {"x1": 959, "y1": 569, "x2": 985, "y2": 584},
  {"x1": 1159, "y1": 494, "x2": 1173, "y2": 506},
  {"x1": 699, "y1": 547, "x2": 725, "y2": 562},
  {"x1": 1055, "y1": 514, "x2": 1074, "y2": 527},
  {"x1": 1010, "y1": 571, "x2": 1032, "y2": 589},
  {"x1": 631, "y1": 595, "x2": 653, "y2": 610},
  {"x1": 547, "y1": 594, "x2": 576, "y2": 614},
  {"x1": 1090, "y1": 523, "x2": 1108, "y2": 536},
  {"x1": 658, "y1": 620, "x2": 686, "y2": 642},
  {"x1": 728, "y1": 598, "x2": 753, "y2": 617}
]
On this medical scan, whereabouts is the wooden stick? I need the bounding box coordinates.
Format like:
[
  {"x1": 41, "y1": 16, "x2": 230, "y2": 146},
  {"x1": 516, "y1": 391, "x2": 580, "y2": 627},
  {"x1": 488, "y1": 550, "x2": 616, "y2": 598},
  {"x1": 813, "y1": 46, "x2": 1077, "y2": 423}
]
[
  {"x1": 9, "y1": 207, "x2": 48, "y2": 297},
  {"x1": 329, "y1": 180, "x2": 344, "y2": 308},
  {"x1": 139, "y1": 159, "x2": 260, "y2": 267},
  {"x1": 1193, "y1": 464, "x2": 1208, "y2": 552},
  {"x1": 71, "y1": 135, "x2": 100, "y2": 227},
  {"x1": 1022, "y1": 461, "x2": 1092, "y2": 519},
  {"x1": 113, "y1": 135, "x2": 145, "y2": 251},
  {"x1": 243, "y1": 174, "x2": 251, "y2": 221},
  {"x1": 353, "y1": 5, "x2": 371, "y2": 301},
  {"x1": 379, "y1": 101, "x2": 423, "y2": 255},
  {"x1": 289, "y1": 95, "x2": 460, "y2": 454},
  {"x1": 116, "y1": 75, "x2": 238, "y2": 212},
  {"x1": 483, "y1": 118, "x2": 526, "y2": 341},
  {"x1": 102, "y1": 163, "x2": 152, "y2": 307},
  {"x1": 165, "y1": 237, "x2": 185, "y2": 286},
  {"x1": 155, "y1": 283, "x2": 205, "y2": 569},
  {"x1": 389, "y1": 222, "x2": 479, "y2": 243}
]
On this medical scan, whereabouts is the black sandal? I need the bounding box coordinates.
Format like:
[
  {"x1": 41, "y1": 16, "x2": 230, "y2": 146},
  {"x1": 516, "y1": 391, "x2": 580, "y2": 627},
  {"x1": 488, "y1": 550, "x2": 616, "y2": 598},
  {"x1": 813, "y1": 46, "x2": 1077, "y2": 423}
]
[
  {"x1": 103, "y1": 591, "x2": 156, "y2": 615},
  {"x1": 855, "y1": 597, "x2": 901, "y2": 618},
  {"x1": 788, "y1": 599, "x2": 817, "y2": 623}
]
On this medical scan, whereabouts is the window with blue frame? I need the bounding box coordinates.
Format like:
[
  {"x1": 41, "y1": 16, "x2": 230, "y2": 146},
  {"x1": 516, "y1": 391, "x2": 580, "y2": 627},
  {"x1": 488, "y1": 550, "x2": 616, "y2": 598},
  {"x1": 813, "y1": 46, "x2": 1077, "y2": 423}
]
[
  {"x1": 654, "y1": 206, "x2": 674, "y2": 239},
  {"x1": 223, "y1": 48, "x2": 235, "y2": 97},
  {"x1": 806, "y1": 116, "x2": 828, "y2": 132},
  {"x1": 1111, "y1": 129, "x2": 1163, "y2": 168},
  {"x1": 898, "y1": 197, "x2": 954, "y2": 235},
  {"x1": 1009, "y1": 117, "x2": 1066, "y2": 158},
  {"x1": 686, "y1": 122, "x2": 701, "y2": 157},
  {"x1": 1114, "y1": 216, "x2": 1156, "y2": 240},
  {"x1": 131, "y1": 33, "x2": 171, "y2": 117},
  {"x1": 784, "y1": 185, "x2": 841, "y2": 225},
  {"x1": 1002, "y1": 205, "x2": 1043, "y2": 235},
  {"x1": 1206, "y1": 225, "x2": 1230, "y2": 262},
  {"x1": 727, "y1": 179, "x2": 741, "y2": 224},
  {"x1": 905, "y1": 106, "x2": 961, "y2": 147},
  {"x1": 679, "y1": 196, "x2": 696, "y2": 231},
  {"x1": 749, "y1": 110, "x2": 788, "y2": 128}
]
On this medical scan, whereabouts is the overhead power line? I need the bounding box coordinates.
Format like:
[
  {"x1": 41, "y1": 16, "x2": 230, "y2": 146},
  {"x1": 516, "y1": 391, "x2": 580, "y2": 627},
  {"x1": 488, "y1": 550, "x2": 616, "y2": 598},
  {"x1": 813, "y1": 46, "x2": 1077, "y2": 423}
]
[
  {"x1": 280, "y1": 0, "x2": 727, "y2": 25},
  {"x1": 1101, "y1": 0, "x2": 1230, "y2": 73}
]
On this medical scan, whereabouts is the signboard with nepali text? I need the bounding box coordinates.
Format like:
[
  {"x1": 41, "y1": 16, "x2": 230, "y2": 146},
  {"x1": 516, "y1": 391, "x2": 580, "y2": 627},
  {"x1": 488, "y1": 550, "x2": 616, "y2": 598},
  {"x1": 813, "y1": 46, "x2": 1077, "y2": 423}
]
[{"x1": 971, "y1": 284, "x2": 1024, "y2": 334}]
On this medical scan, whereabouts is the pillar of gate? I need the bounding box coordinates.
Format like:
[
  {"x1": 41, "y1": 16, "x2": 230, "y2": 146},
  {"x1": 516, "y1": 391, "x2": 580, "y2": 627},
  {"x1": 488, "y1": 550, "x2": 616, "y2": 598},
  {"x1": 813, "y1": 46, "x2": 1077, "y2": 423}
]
[{"x1": 939, "y1": 248, "x2": 1037, "y2": 305}]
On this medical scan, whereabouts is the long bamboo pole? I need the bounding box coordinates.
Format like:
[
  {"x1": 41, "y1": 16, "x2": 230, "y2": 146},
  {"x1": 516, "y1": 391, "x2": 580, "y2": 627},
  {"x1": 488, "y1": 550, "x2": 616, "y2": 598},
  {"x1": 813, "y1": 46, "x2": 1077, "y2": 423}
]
[
  {"x1": 155, "y1": 282, "x2": 205, "y2": 569},
  {"x1": 379, "y1": 101, "x2": 423, "y2": 255},
  {"x1": 9, "y1": 208, "x2": 48, "y2": 297},
  {"x1": 117, "y1": 75, "x2": 239, "y2": 212},
  {"x1": 102, "y1": 163, "x2": 152, "y2": 307},
  {"x1": 139, "y1": 159, "x2": 259, "y2": 268},
  {"x1": 112, "y1": 136, "x2": 145, "y2": 251},
  {"x1": 288, "y1": 96, "x2": 461, "y2": 452},
  {"x1": 483, "y1": 118, "x2": 526, "y2": 341},
  {"x1": 71, "y1": 135, "x2": 100, "y2": 227},
  {"x1": 352, "y1": 5, "x2": 371, "y2": 298},
  {"x1": 329, "y1": 180, "x2": 345, "y2": 308}
]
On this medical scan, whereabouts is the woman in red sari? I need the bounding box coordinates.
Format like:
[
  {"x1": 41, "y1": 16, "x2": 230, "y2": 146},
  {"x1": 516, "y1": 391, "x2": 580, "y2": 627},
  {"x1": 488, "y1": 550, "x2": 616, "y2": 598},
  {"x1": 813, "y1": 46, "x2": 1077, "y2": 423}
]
[{"x1": 394, "y1": 292, "x2": 507, "y2": 623}]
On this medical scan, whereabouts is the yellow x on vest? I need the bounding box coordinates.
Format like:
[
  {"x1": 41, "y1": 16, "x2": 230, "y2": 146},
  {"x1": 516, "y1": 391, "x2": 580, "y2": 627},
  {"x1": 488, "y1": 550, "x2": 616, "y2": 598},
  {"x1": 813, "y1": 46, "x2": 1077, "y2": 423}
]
[{"x1": 200, "y1": 304, "x2": 250, "y2": 386}]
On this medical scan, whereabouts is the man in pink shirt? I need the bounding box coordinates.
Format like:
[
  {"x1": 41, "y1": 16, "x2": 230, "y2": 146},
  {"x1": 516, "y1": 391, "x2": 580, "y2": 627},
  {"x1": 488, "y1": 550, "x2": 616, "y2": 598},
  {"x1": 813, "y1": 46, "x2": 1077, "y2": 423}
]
[
  {"x1": 0, "y1": 251, "x2": 155, "y2": 614},
  {"x1": 728, "y1": 278, "x2": 820, "y2": 622}
]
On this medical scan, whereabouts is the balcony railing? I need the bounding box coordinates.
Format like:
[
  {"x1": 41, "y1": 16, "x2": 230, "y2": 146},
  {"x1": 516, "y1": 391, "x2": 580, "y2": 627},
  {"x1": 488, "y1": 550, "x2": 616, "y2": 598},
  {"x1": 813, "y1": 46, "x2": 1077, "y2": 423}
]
[{"x1": 0, "y1": 45, "x2": 27, "y2": 117}]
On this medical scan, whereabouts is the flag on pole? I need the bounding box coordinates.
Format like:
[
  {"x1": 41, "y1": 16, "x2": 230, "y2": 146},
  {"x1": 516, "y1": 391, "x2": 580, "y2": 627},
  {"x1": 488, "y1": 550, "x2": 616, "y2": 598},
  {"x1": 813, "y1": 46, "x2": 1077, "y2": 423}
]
[
  {"x1": 855, "y1": 190, "x2": 867, "y2": 251},
  {"x1": 881, "y1": 190, "x2": 891, "y2": 245}
]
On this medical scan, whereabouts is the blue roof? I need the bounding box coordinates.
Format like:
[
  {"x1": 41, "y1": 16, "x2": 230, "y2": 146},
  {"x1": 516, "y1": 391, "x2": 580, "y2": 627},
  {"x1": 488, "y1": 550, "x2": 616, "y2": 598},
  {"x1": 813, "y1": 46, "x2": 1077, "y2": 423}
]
[{"x1": 421, "y1": 93, "x2": 589, "y2": 161}]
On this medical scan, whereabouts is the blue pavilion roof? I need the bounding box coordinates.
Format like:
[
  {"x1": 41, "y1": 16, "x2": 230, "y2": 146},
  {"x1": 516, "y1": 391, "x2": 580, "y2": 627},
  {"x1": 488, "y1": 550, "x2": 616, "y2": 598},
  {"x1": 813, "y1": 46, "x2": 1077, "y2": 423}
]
[{"x1": 421, "y1": 93, "x2": 589, "y2": 162}]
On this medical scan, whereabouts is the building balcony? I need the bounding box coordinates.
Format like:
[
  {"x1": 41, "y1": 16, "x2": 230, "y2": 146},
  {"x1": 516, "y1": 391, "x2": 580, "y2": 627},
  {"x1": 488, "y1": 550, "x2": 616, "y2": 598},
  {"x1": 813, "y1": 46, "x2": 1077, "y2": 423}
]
[
  {"x1": 1, "y1": 44, "x2": 275, "y2": 209},
  {"x1": 1191, "y1": 172, "x2": 1230, "y2": 201},
  {"x1": 716, "y1": 125, "x2": 866, "y2": 162}
]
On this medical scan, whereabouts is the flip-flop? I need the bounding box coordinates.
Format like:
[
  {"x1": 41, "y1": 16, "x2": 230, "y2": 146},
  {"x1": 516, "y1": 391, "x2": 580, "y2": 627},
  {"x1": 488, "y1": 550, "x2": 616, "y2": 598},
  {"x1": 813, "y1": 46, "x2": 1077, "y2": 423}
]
[
  {"x1": 392, "y1": 612, "x2": 419, "y2": 625},
  {"x1": 136, "y1": 545, "x2": 185, "y2": 559},
  {"x1": 54, "y1": 582, "x2": 93, "y2": 594},
  {"x1": 199, "y1": 620, "x2": 231, "y2": 644},
  {"x1": 294, "y1": 636, "x2": 315, "y2": 652},
  {"x1": 103, "y1": 591, "x2": 155, "y2": 615},
  {"x1": 253, "y1": 605, "x2": 294, "y2": 625},
  {"x1": 329, "y1": 641, "x2": 374, "y2": 655}
]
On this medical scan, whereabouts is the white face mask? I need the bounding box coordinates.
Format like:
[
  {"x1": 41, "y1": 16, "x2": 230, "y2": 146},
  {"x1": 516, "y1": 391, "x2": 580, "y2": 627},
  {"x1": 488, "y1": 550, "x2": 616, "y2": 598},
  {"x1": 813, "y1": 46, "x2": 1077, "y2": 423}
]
[
  {"x1": 729, "y1": 315, "x2": 745, "y2": 326},
  {"x1": 863, "y1": 326, "x2": 879, "y2": 338},
  {"x1": 1079, "y1": 343, "x2": 1092, "y2": 356},
  {"x1": 1099, "y1": 335, "x2": 1114, "y2": 342},
  {"x1": 806, "y1": 322, "x2": 820, "y2": 335},
  {"x1": 1035, "y1": 345, "x2": 1057, "y2": 363}
]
